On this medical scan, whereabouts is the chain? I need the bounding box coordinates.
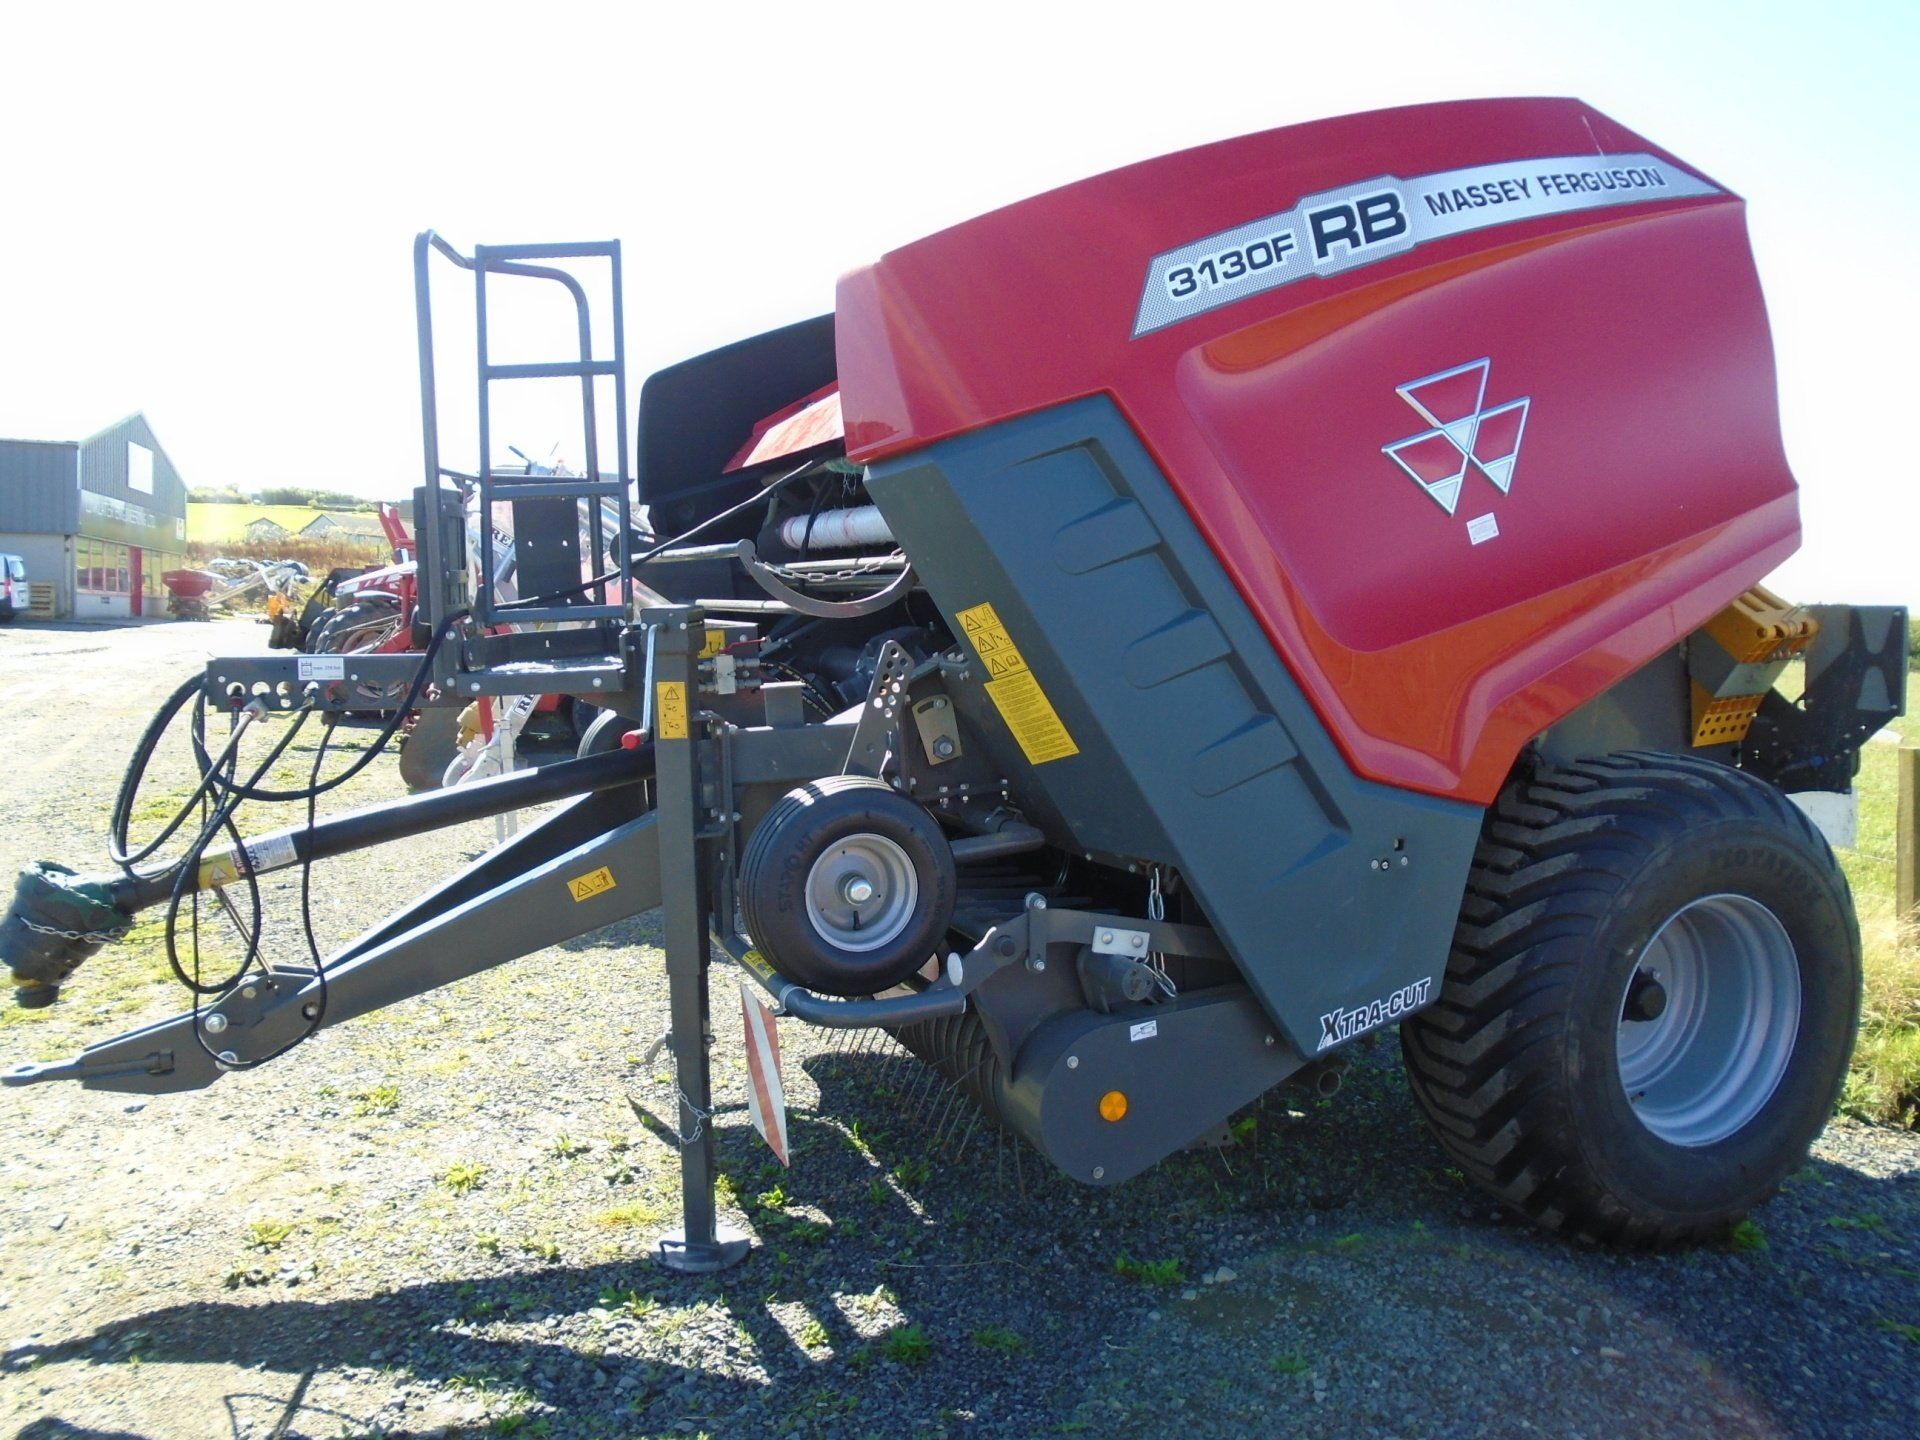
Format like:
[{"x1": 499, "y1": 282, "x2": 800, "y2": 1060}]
[
  {"x1": 17, "y1": 916, "x2": 132, "y2": 944},
  {"x1": 758, "y1": 553, "x2": 908, "y2": 585},
  {"x1": 1145, "y1": 867, "x2": 1176, "y2": 998},
  {"x1": 669, "y1": 1085, "x2": 713, "y2": 1148}
]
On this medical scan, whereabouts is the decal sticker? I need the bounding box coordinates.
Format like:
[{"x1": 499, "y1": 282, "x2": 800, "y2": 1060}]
[
  {"x1": 1318, "y1": 977, "x2": 1433, "y2": 1050},
  {"x1": 197, "y1": 833, "x2": 298, "y2": 890},
  {"x1": 1129, "y1": 1019, "x2": 1159, "y2": 1042},
  {"x1": 197, "y1": 850, "x2": 244, "y2": 891},
  {"x1": 738, "y1": 946, "x2": 780, "y2": 986},
  {"x1": 567, "y1": 866, "x2": 618, "y2": 903},
  {"x1": 956, "y1": 602, "x2": 1080, "y2": 765},
  {"x1": 655, "y1": 680, "x2": 690, "y2": 740},
  {"x1": 1134, "y1": 153, "x2": 1718, "y2": 336},
  {"x1": 243, "y1": 833, "x2": 298, "y2": 875},
  {"x1": 1382, "y1": 359, "x2": 1531, "y2": 537},
  {"x1": 297, "y1": 656, "x2": 346, "y2": 681}
]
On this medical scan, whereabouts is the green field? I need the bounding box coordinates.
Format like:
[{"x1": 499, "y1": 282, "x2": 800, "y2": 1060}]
[
  {"x1": 1837, "y1": 701, "x2": 1920, "y2": 1126},
  {"x1": 186, "y1": 503, "x2": 368, "y2": 544}
]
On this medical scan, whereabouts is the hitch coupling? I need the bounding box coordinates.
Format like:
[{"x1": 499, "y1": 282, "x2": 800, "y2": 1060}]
[{"x1": 0, "y1": 862, "x2": 135, "y2": 1008}]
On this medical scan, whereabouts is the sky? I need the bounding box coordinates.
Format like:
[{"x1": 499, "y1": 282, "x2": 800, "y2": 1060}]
[{"x1": 1, "y1": 0, "x2": 1915, "y2": 604}]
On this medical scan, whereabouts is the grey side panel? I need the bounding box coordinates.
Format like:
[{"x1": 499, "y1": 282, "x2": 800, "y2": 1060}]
[
  {"x1": 1536, "y1": 645, "x2": 1691, "y2": 765},
  {"x1": 866, "y1": 398, "x2": 1482, "y2": 1057},
  {"x1": 0, "y1": 440, "x2": 80, "y2": 534}
]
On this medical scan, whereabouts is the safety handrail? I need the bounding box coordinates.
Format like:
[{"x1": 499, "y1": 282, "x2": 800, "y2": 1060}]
[{"x1": 413, "y1": 229, "x2": 633, "y2": 630}]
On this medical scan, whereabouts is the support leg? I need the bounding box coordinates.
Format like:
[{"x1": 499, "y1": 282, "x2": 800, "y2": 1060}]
[{"x1": 649, "y1": 609, "x2": 749, "y2": 1273}]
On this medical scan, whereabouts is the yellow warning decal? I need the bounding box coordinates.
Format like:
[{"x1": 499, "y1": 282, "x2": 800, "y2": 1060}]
[
  {"x1": 656, "y1": 680, "x2": 689, "y2": 740},
  {"x1": 956, "y1": 601, "x2": 1031, "y2": 680},
  {"x1": 700, "y1": 628, "x2": 728, "y2": 659},
  {"x1": 738, "y1": 947, "x2": 780, "y2": 985},
  {"x1": 956, "y1": 602, "x2": 1080, "y2": 764},
  {"x1": 567, "y1": 866, "x2": 618, "y2": 903},
  {"x1": 198, "y1": 851, "x2": 243, "y2": 891}
]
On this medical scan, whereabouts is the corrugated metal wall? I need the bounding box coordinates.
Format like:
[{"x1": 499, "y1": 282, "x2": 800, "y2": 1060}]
[
  {"x1": 80, "y1": 414, "x2": 188, "y2": 523},
  {"x1": 0, "y1": 439, "x2": 80, "y2": 534}
]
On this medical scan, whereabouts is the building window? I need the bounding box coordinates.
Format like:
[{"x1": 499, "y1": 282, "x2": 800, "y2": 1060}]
[
  {"x1": 77, "y1": 539, "x2": 130, "y2": 595},
  {"x1": 128, "y1": 441, "x2": 154, "y2": 494}
]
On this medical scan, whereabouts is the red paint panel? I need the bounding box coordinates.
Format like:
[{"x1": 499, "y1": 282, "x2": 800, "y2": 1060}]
[{"x1": 834, "y1": 99, "x2": 1798, "y2": 804}]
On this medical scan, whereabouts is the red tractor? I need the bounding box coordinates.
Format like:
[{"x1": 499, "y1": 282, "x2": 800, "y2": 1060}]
[{"x1": 3, "y1": 99, "x2": 1904, "y2": 1267}]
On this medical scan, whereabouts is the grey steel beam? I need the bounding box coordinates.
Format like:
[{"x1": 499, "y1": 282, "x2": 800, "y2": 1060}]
[
  {"x1": 4, "y1": 802, "x2": 666, "y2": 1094},
  {"x1": 647, "y1": 608, "x2": 750, "y2": 1272}
]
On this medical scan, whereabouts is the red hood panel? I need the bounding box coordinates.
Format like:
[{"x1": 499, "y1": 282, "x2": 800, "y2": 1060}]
[{"x1": 834, "y1": 98, "x2": 1796, "y2": 804}]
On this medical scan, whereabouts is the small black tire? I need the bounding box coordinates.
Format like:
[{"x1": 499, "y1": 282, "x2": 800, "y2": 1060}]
[
  {"x1": 575, "y1": 705, "x2": 628, "y2": 758},
  {"x1": 1402, "y1": 750, "x2": 1860, "y2": 1247},
  {"x1": 740, "y1": 775, "x2": 956, "y2": 997},
  {"x1": 396, "y1": 705, "x2": 459, "y2": 792},
  {"x1": 568, "y1": 696, "x2": 603, "y2": 745}
]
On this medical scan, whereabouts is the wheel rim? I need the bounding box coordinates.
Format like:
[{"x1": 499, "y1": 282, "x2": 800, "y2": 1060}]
[
  {"x1": 803, "y1": 833, "x2": 918, "y2": 954},
  {"x1": 1615, "y1": 893, "x2": 1802, "y2": 1148}
]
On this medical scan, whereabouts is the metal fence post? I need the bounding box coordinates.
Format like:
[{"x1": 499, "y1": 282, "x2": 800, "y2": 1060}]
[
  {"x1": 1899, "y1": 744, "x2": 1919, "y2": 925},
  {"x1": 649, "y1": 607, "x2": 750, "y2": 1273}
]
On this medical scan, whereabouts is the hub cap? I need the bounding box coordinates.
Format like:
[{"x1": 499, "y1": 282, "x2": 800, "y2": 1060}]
[
  {"x1": 804, "y1": 834, "x2": 918, "y2": 954},
  {"x1": 1615, "y1": 893, "x2": 1801, "y2": 1148}
]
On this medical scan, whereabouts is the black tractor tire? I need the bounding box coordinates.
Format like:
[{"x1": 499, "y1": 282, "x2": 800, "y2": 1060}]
[
  {"x1": 575, "y1": 707, "x2": 628, "y2": 758},
  {"x1": 740, "y1": 775, "x2": 956, "y2": 997},
  {"x1": 310, "y1": 599, "x2": 403, "y2": 655},
  {"x1": 397, "y1": 706, "x2": 460, "y2": 793},
  {"x1": 568, "y1": 696, "x2": 603, "y2": 745},
  {"x1": 1402, "y1": 750, "x2": 1860, "y2": 1248}
]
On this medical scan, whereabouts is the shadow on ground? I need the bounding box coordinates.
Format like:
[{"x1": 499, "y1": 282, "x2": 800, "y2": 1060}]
[{"x1": 13, "y1": 1043, "x2": 1920, "y2": 1439}]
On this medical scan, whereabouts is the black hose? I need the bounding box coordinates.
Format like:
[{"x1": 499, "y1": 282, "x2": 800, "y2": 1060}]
[
  {"x1": 198, "y1": 610, "x2": 466, "y2": 804},
  {"x1": 164, "y1": 709, "x2": 309, "y2": 995},
  {"x1": 109, "y1": 673, "x2": 251, "y2": 869}
]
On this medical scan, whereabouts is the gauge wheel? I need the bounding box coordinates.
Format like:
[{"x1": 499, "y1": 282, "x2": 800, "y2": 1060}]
[{"x1": 740, "y1": 775, "x2": 956, "y2": 997}]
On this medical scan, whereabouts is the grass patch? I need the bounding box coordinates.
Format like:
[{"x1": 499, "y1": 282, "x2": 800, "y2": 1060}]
[
  {"x1": 441, "y1": 1161, "x2": 488, "y2": 1194},
  {"x1": 1727, "y1": 1219, "x2": 1768, "y2": 1254},
  {"x1": 1775, "y1": 668, "x2": 1920, "y2": 1130},
  {"x1": 880, "y1": 1322, "x2": 933, "y2": 1366},
  {"x1": 597, "y1": 1286, "x2": 658, "y2": 1319},
  {"x1": 352, "y1": 1084, "x2": 400, "y2": 1117},
  {"x1": 592, "y1": 1198, "x2": 668, "y2": 1230},
  {"x1": 247, "y1": 1219, "x2": 297, "y2": 1251},
  {"x1": 1835, "y1": 710, "x2": 1920, "y2": 1129},
  {"x1": 972, "y1": 1324, "x2": 1025, "y2": 1354},
  {"x1": 1114, "y1": 1254, "x2": 1184, "y2": 1286},
  {"x1": 1269, "y1": 1353, "x2": 1311, "y2": 1376}
]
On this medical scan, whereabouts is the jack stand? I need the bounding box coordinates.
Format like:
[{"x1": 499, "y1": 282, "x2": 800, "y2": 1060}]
[{"x1": 647, "y1": 607, "x2": 751, "y2": 1273}]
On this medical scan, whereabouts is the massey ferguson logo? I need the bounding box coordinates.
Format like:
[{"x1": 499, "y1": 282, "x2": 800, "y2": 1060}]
[
  {"x1": 1318, "y1": 977, "x2": 1433, "y2": 1051},
  {"x1": 1382, "y1": 358, "x2": 1530, "y2": 545}
]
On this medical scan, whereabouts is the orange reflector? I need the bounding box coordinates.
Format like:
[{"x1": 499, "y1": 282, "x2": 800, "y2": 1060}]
[{"x1": 1099, "y1": 1090, "x2": 1129, "y2": 1122}]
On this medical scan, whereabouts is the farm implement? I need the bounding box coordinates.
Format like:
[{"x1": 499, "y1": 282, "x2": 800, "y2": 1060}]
[{"x1": 2, "y1": 99, "x2": 1907, "y2": 1268}]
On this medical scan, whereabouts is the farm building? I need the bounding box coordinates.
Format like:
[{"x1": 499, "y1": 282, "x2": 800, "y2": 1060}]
[
  {"x1": 297, "y1": 511, "x2": 388, "y2": 547},
  {"x1": 245, "y1": 516, "x2": 290, "y2": 542},
  {"x1": 0, "y1": 413, "x2": 188, "y2": 619}
]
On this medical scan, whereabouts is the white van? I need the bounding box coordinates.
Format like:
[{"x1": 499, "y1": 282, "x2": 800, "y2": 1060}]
[{"x1": 0, "y1": 553, "x2": 26, "y2": 620}]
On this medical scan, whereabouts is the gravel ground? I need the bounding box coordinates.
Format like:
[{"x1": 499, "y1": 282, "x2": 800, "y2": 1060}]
[{"x1": 1, "y1": 618, "x2": 1917, "y2": 1440}]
